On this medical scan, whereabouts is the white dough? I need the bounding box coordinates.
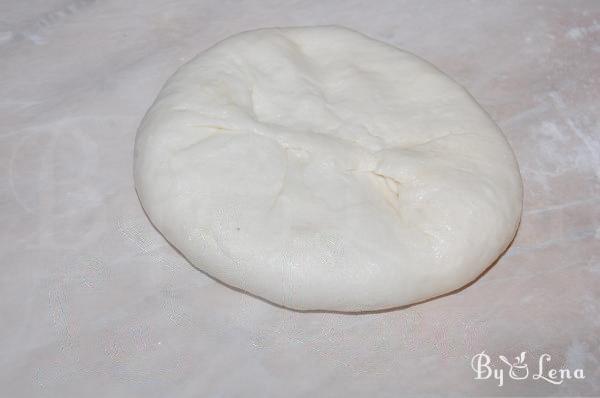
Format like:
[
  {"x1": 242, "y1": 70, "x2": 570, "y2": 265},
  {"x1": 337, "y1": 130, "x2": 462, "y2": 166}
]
[{"x1": 134, "y1": 26, "x2": 523, "y2": 311}]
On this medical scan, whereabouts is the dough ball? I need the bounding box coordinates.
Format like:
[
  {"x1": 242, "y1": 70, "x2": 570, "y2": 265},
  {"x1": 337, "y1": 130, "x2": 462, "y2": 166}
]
[{"x1": 134, "y1": 26, "x2": 522, "y2": 311}]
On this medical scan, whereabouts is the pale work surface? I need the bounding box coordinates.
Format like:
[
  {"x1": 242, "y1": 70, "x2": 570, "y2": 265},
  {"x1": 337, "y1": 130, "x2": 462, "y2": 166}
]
[{"x1": 1, "y1": 1, "x2": 599, "y2": 396}]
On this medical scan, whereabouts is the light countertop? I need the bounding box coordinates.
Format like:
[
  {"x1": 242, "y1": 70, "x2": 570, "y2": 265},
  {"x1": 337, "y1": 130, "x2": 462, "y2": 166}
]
[{"x1": 1, "y1": 1, "x2": 599, "y2": 396}]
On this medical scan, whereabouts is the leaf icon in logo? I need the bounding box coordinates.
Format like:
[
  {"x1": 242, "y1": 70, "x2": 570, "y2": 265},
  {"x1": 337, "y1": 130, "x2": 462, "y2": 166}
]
[{"x1": 499, "y1": 352, "x2": 529, "y2": 380}]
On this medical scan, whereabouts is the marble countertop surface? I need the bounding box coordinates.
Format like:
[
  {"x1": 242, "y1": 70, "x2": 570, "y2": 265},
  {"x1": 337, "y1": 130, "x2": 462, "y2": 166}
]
[{"x1": 1, "y1": 1, "x2": 599, "y2": 396}]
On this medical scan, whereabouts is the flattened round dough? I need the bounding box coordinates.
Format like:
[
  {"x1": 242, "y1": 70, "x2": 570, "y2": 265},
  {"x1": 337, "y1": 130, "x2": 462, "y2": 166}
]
[{"x1": 134, "y1": 26, "x2": 522, "y2": 311}]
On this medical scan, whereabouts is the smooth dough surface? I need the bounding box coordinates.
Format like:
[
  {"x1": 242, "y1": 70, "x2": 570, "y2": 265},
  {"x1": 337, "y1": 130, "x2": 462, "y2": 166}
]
[{"x1": 134, "y1": 26, "x2": 523, "y2": 311}]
